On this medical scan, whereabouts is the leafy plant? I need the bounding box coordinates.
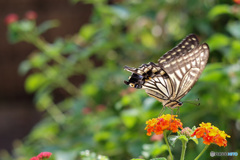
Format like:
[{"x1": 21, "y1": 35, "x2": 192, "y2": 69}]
[{"x1": 2, "y1": 0, "x2": 240, "y2": 160}]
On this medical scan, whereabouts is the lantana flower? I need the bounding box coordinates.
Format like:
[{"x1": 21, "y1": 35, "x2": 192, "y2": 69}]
[
  {"x1": 145, "y1": 114, "x2": 183, "y2": 136},
  {"x1": 37, "y1": 152, "x2": 52, "y2": 159},
  {"x1": 191, "y1": 122, "x2": 230, "y2": 147},
  {"x1": 234, "y1": 0, "x2": 240, "y2": 4},
  {"x1": 4, "y1": 13, "x2": 18, "y2": 25},
  {"x1": 30, "y1": 152, "x2": 52, "y2": 160},
  {"x1": 25, "y1": 11, "x2": 38, "y2": 20}
]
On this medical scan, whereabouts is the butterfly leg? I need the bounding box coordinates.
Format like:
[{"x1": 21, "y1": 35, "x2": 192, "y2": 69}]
[
  {"x1": 158, "y1": 105, "x2": 166, "y2": 116},
  {"x1": 177, "y1": 107, "x2": 180, "y2": 117}
]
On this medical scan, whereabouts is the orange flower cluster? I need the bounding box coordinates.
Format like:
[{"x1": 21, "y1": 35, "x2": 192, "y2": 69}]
[
  {"x1": 145, "y1": 114, "x2": 183, "y2": 136},
  {"x1": 234, "y1": 0, "x2": 240, "y2": 4},
  {"x1": 191, "y1": 122, "x2": 230, "y2": 147}
]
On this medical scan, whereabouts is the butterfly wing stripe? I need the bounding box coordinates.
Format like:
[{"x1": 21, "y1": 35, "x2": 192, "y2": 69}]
[
  {"x1": 143, "y1": 82, "x2": 157, "y2": 89},
  {"x1": 151, "y1": 76, "x2": 169, "y2": 94},
  {"x1": 176, "y1": 44, "x2": 209, "y2": 99},
  {"x1": 142, "y1": 83, "x2": 168, "y2": 98},
  {"x1": 143, "y1": 76, "x2": 172, "y2": 98},
  {"x1": 153, "y1": 77, "x2": 160, "y2": 82},
  {"x1": 159, "y1": 77, "x2": 166, "y2": 87},
  {"x1": 176, "y1": 68, "x2": 199, "y2": 98},
  {"x1": 146, "y1": 80, "x2": 155, "y2": 85},
  {"x1": 165, "y1": 77, "x2": 174, "y2": 97},
  {"x1": 166, "y1": 73, "x2": 179, "y2": 98},
  {"x1": 156, "y1": 82, "x2": 169, "y2": 97},
  {"x1": 158, "y1": 34, "x2": 199, "y2": 65},
  {"x1": 145, "y1": 89, "x2": 168, "y2": 101}
]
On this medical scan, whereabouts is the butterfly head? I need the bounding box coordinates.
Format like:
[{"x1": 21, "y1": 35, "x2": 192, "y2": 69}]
[{"x1": 124, "y1": 73, "x2": 143, "y2": 89}]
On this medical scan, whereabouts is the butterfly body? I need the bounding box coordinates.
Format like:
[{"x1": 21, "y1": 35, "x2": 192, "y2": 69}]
[{"x1": 124, "y1": 34, "x2": 209, "y2": 109}]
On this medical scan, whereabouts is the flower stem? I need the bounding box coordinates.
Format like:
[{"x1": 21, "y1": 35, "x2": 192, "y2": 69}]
[
  {"x1": 164, "y1": 131, "x2": 173, "y2": 160},
  {"x1": 194, "y1": 145, "x2": 209, "y2": 160},
  {"x1": 180, "y1": 140, "x2": 187, "y2": 160}
]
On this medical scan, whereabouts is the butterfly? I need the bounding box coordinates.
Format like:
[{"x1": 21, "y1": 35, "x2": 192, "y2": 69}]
[{"x1": 124, "y1": 34, "x2": 209, "y2": 109}]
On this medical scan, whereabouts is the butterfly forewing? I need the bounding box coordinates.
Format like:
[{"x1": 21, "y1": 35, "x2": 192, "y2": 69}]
[{"x1": 158, "y1": 34, "x2": 199, "y2": 66}]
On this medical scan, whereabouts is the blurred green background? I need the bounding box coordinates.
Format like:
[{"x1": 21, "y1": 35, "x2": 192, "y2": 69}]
[{"x1": 1, "y1": 0, "x2": 240, "y2": 159}]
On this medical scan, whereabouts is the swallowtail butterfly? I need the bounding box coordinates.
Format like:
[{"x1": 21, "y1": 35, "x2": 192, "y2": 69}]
[{"x1": 124, "y1": 34, "x2": 209, "y2": 109}]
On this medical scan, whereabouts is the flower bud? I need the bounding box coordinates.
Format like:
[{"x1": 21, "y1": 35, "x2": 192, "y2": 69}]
[
  {"x1": 4, "y1": 13, "x2": 18, "y2": 25},
  {"x1": 25, "y1": 11, "x2": 37, "y2": 20}
]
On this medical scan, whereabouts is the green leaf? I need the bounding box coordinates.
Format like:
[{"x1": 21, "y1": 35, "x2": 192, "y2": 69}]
[
  {"x1": 29, "y1": 120, "x2": 59, "y2": 140},
  {"x1": 79, "y1": 150, "x2": 109, "y2": 160},
  {"x1": 19, "y1": 20, "x2": 35, "y2": 32},
  {"x1": 111, "y1": 5, "x2": 129, "y2": 20},
  {"x1": 189, "y1": 126, "x2": 198, "y2": 144},
  {"x1": 206, "y1": 33, "x2": 230, "y2": 51},
  {"x1": 18, "y1": 60, "x2": 31, "y2": 75},
  {"x1": 168, "y1": 135, "x2": 179, "y2": 147},
  {"x1": 143, "y1": 97, "x2": 156, "y2": 110},
  {"x1": 55, "y1": 151, "x2": 77, "y2": 160},
  {"x1": 120, "y1": 109, "x2": 139, "y2": 128},
  {"x1": 189, "y1": 136, "x2": 198, "y2": 144},
  {"x1": 178, "y1": 135, "x2": 188, "y2": 142},
  {"x1": 25, "y1": 73, "x2": 47, "y2": 93},
  {"x1": 142, "y1": 142, "x2": 168, "y2": 158},
  {"x1": 200, "y1": 64, "x2": 228, "y2": 84},
  {"x1": 151, "y1": 143, "x2": 168, "y2": 157},
  {"x1": 79, "y1": 24, "x2": 97, "y2": 40},
  {"x1": 208, "y1": 4, "x2": 231, "y2": 19},
  {"x1": 140, "y1": 32, "x2": 157, "y2": 48},
  {"x1": 81, "y1": 84, "x2": 99, "y2": 96},
  {"x1": 94, "y1": 131, "x2": 111, "y2": 141},
  {"x1": 150, "y1": 158, "x2": 167, "y2": 160},
  {"x1": 30, "y1": 53, "x2": 49, "y2": 68},
  {"x1": 36, "y1": 93, "x2": 52, "y2": 110},
  {"x1": 227, "y1": 22, "x2": 240, "y2": 39},
  {"x1": 37, "y1": 20, "x2": 60, "y2": 35},
  {"x1": 131, "y1": 159, "x2": 145, "y2": 160},
  {"x1": 8, "y1": 23, "x2": 21, "y2": 43}
]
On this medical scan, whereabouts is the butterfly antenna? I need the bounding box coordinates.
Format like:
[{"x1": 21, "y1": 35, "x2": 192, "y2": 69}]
[{"x1": 183, "y1": 98, "x2": 200, "y2": 106}]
